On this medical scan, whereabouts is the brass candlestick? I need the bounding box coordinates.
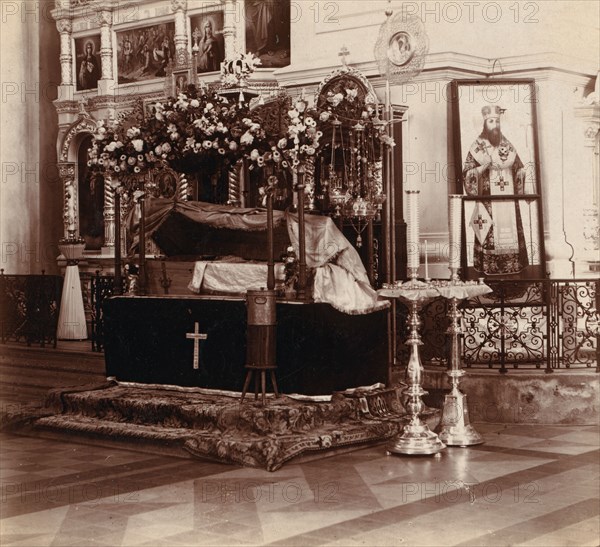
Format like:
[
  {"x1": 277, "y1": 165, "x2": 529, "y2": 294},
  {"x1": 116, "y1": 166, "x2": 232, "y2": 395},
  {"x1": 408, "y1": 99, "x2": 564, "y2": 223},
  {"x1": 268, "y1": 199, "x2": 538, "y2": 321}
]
[
  {"x1": 434, "y1": 278, "x2": 490, "y2": 447},
  {"x1": 387, "y1": 280, "x2": 446, "y2": 456}
]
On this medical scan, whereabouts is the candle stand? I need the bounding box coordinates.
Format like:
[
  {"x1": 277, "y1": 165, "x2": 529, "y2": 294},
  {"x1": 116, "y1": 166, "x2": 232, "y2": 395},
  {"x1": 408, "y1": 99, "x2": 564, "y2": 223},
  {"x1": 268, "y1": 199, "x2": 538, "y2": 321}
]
[
  {"x1": 432, "y1": 275, "x2": 492, "y2": 447},
  {"x1": 57, "y1": 236, "x2": 87, "y2": 340},
  {"x1": 379, "y1": 270, "x2": 446, "y2": 456}
]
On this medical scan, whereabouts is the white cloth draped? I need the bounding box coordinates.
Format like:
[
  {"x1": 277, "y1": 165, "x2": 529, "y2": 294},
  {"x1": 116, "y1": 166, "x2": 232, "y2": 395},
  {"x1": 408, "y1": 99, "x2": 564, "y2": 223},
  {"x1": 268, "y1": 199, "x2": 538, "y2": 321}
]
[{"x1": 136, "y1": 198, "x2": 388, "y2": 315}]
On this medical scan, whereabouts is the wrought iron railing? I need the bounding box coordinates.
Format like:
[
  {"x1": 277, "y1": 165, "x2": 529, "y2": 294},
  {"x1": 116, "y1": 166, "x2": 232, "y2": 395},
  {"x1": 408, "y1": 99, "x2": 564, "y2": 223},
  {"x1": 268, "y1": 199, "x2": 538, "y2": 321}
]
[
  {"x1": 396, "y1": 279, "x2": 599, "y2": 373},
  {"x1": 90, "y1": 272, "x2": 125, "y2": 352},
  {"x1": 0, "y1": 272, "x2": 595, "y2": 375},
  {"x1": 0, "y1": 270, "x2": 63, "y2": 347}
]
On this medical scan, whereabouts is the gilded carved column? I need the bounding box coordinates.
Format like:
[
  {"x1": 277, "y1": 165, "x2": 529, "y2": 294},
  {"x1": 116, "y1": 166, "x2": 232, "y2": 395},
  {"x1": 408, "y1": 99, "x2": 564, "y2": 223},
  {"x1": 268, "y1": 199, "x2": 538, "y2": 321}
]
[
  {"x1": 99, "y1": 10, "x2": 113, "y2": 80},
  {"x1": 223, "y1": 0, "x2": 237, "y2": 58},
  {"x1": 59, "y1": 163, "x2": 77, "y2": 238},
  {"x1": 171, "y1": 0, "x2": 188, "y2": 67},
  {"x1": 103, "y1": 178, "x2": 115, "y2": 248},
  {"x1": 56, "y1": 18, "x2": 73, "y2": 86}
]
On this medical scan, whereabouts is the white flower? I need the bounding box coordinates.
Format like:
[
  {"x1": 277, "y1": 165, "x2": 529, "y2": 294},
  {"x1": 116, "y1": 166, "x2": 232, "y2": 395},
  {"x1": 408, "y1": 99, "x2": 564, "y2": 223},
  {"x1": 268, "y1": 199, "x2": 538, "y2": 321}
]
[
  {"x1": 250, "y1": 149, "x2": 260, "y2": 161},
  {"x1": 202, "y1": 140, "x2": 213, "y2": 149},
  {"x1": 132, "y1": 139, "x2": 144, "y2": 152},
  {"x1": 162, "y1": 143, "x2": 172, "y2": 153},
  {"x1": 287, "y1": 109, "x2": 299, "y2": 120},
  {"x1": 205, "y1": 103, "x2": 214, "y2": 112},
  {"x1": 305, "y1": 117, "x2": 316, "y2": 127},
  {"x1": 155, "y1": 112, "x2": 164, "y2": 121},
  {"x1": 305, "y1": 146, "x2": 315, "y2": 155},
  {"x1": 240, "y1": 131, "x2": 254, "y2": 145},
  {"x1": 327, "y1": 93, "x2": 344, "y2": 107},
  {"x1": 190, "y1": 99, "x2": 200, "y2": 108},
  {"x1": 346, "y1": 88, "x2": 358, "y2": 101},
  {"x1": 170, "y1": 132, "x2": 180, "y2": 141},
  {"x1": 295, "y1": 101, "x2": 306, "y2": 113},
  {"x1": 380, "y1": 134, "x2": 396, "y2": 147},
  {"x1": 229, "y1": 141, "x2": 238, "y2": 151},
  {"x1": 278, "y1": 138, "x2": 288, "y2": 149},
  {"x1": 319, "y1": 111, "x2": 331, "y2": 122}
]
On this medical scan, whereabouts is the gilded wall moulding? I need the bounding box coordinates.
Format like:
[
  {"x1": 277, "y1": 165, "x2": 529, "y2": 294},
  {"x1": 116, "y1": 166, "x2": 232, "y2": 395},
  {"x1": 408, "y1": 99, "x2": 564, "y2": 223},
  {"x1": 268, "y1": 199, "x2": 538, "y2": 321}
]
[
  {"x1": 55, "y1": 101, "x2": 80, "y2": 115},
  {"x1": 56, "y1": 18, "x2": 72, "y2": 34},
  {"x1": 60, "y1": 115, "x2": 98, "y2": 161},
  {"x1": 171, "y1": 0, "x2": 188, "y2": 12}
]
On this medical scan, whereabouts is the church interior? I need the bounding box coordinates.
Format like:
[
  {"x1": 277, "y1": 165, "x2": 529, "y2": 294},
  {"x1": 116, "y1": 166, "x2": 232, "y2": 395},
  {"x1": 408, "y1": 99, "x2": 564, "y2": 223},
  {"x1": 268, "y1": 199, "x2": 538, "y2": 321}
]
[{"x1": 0, "y1": 0, "x2": 599, "y2": 545}]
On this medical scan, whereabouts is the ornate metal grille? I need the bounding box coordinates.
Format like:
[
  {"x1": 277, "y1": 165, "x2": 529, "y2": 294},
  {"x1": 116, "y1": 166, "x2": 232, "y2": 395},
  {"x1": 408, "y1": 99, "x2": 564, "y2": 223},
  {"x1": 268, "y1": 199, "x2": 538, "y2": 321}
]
[
  {"x1": 90, "y1": 273, "x2": 124, "y2": 352},
  {"x1": 0, "y1": 271, "x2": 62, "y2": 347},
  {"x1": 395, "y1": 279, "x2": 599, "y2": 373}
]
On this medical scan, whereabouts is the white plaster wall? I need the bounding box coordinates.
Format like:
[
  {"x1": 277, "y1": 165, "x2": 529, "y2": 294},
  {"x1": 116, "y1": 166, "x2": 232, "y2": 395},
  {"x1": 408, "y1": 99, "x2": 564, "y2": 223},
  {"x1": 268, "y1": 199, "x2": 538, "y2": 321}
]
[
  {"x1": 281, "y1": 0, "x2": 599, "y2": 278},
  {"x1": 0, "y1": 9, "x2": 41, "y2": 275}
]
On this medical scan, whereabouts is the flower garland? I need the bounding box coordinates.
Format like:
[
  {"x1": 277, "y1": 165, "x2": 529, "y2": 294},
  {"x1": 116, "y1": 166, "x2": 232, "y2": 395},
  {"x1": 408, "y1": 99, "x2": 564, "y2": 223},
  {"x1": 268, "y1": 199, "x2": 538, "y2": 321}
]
[
  {"x1": 88, "y1": 119, "x2": 160, "y2": 182},
  {"x1": 88, "y1": 83, "x2": 396, "y2": 203},
  {"x1": 143, "y1": 86, "x2": 268, "y2": 175},
  {"x1": 248, "y1": 96, "x2": 323, "y2": 200}
]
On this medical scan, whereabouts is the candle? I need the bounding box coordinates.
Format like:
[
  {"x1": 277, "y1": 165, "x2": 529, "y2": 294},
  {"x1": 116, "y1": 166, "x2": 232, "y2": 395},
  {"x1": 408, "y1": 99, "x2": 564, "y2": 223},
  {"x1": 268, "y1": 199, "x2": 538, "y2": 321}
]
[
  {"x1": 405, "y1": 189, "x2": 420, "y2": 270},
  {"x1": 66, "y1": 184, "x2": 76, "y2": 232},
  {"x1": 448, "y1": 194, "x2": 462, "y2": 270},
  {"x1": 424, "y1": 239, "x2": 429, "y2": 280}
]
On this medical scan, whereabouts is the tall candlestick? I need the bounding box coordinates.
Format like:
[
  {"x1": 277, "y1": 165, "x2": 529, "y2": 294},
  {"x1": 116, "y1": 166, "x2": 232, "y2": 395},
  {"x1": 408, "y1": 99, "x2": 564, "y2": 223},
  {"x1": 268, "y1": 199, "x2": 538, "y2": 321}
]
[
  {"x1": 66, "y1": 183, "x2": 76, "y2": 233},
  {"x1": 448, "y1": 195, "x2": 462, "y2": 274},
  {"x1": 424, "y1": 239, "x2": 429, "y2": 280},
  {"x1": 405, "y1": 189, "x2": 420, "y2": 271}
]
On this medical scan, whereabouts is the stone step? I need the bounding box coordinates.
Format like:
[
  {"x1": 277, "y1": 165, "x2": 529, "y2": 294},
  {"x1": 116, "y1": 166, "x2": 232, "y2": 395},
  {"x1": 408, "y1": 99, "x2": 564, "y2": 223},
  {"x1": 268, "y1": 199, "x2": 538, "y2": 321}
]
[
  {"x1": 0, "y1": 343, "x2": 106, "y2": 405},
  {"x1": 0, "y1": 363, "x2": 105, "y2": 389}
]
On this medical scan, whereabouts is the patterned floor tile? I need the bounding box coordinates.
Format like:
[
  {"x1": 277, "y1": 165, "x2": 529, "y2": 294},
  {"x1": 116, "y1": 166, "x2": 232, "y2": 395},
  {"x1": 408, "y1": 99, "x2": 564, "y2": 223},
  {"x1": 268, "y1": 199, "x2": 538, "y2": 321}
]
[{"x1": 1, "y1": 428, "x2": 599, "y2": 546}]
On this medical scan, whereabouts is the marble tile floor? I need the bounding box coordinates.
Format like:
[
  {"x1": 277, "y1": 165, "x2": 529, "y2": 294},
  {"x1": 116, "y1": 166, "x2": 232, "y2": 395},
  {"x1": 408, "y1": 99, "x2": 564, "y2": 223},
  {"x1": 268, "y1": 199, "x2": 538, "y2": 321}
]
[{"x1": 0, "y1": 423, "x2": 598, "y2": 547}]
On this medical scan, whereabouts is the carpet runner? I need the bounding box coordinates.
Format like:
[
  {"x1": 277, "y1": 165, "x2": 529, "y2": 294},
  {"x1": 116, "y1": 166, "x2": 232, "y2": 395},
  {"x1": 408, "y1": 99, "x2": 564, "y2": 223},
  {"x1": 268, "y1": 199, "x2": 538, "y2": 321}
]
[{"x1": 2, "y1": 380, "x2": 440, "y2": 471}]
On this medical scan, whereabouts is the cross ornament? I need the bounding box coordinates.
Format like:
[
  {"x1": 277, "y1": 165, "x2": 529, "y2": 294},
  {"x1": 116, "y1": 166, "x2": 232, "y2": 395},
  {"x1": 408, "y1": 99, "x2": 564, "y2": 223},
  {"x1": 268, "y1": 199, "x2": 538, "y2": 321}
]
[
  {"x1": 186, "y1": 322, "x2": 207, "y2": 370},
  {"x1": 494, "y1": 176, "x2": 508, "y2": 191},
  {"x1": 192, "y1": 27, "x2": 202, "y2": 52},
  {"x1": 338, "y1": 45, "x2": 350, "y2": 67},
  {"x1": 473, "y1": 214, "x2": 488, "y2": 230}
]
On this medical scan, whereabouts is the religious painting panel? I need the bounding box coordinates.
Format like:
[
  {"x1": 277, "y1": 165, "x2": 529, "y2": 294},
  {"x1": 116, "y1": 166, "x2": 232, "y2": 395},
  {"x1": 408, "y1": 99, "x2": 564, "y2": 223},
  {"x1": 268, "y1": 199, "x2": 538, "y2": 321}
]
[
  {"x1": 451, "y1": 79, "x2": 545, "y2": 279},
  {"x1": 116, "y1": 22, "x2": 175, "y2": 84},
  {"x1": 172, "y1": 68, "x2": 191, "y2": 96},
  {"x1": 78, "y1": 134, "x2": 105, "y2": 250},
  {"x1": 142, "y1": 98, "x2": 160, "y2": 121},
  {"x1": 244, "y1": 0, "x2": 290, "y2": 68},
  {"x1": 74, "y1": 35, "x2": 101, "y2": 91},
  {"x1": 190, "y1": 11, "x2": 225, "y2": 74}
]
